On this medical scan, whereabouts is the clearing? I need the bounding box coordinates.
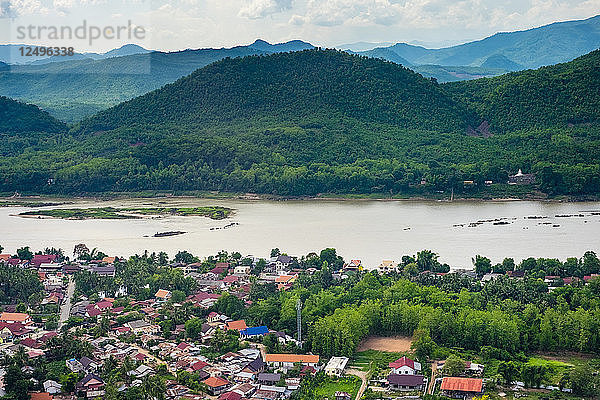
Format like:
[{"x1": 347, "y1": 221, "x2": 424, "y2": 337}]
[{"x1": 357, "y1": 336, "x2": 413, "y2": 352}]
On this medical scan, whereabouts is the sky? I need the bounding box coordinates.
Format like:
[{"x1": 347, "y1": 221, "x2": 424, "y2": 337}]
[{"x1": 0, "y1": 0, "x2": 599, "y2": 52}]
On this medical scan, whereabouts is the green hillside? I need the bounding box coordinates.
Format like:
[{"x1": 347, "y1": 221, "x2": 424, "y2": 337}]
[
  {"x1": 79, "y1": 49, "x2": 471, "y2": 133},
  {"x1": 0, "y1": 96, "x2": 66, "y2": 133},
  {"x1": 445, "y1": 50, "x2": 600, "y2": 132},
  {"x1": 0, "y1": 40, "x2": 313, "y2": 123},
  {"x1": 0, "y1": 49, "x2": 599, "y2": 198}
]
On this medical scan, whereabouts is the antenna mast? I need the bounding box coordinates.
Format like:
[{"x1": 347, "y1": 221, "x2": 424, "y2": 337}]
[{"x1": 296, "y1": 298, "x2": 302, "y2": 348}]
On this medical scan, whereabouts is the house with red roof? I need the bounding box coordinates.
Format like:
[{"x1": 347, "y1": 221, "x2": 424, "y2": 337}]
[
  {"x1": 226, "y1": 320, "x2": 248, "y2": 331},
  {"x1": 440, "y1": 377, "x2": 483, "y2": 397},
  {"x1": 0, "y1": 312, "x2": 32, "y2": 325},
  {"x1": 203, "y1": 376, "x2": 230, "y2": 395},
  {"x1": 219, "y1": 391, "x2": 242, "y2": 400},
  {"x1": 344, "y1": 260, "x2": 363, "y2": 272},
  {"x1": 389, "y1": 356, "x2": 422, "y2": 375}
]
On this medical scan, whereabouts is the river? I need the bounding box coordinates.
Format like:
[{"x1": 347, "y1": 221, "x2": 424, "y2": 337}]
[{"x1": 1, "y1": 198, "x2": 599, "y2": 269}]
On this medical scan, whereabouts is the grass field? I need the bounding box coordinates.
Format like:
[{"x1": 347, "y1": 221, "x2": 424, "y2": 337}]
[
  {"x1": 314, "y1": 376, "x2": 361, "y2": 399},
  {"x1": 351, "y1": 350, "x2": 405, "y2": 373}
]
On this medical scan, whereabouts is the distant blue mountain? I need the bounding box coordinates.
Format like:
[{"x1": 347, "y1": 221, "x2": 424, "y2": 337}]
[
  {"x1": 248, "y1": 39, "x2": 313, "y2": 52},
  {"x1": 359, "y1": 14, "x2": 600, "y2": 69},
  {"x1": 0, "y1": 43, "x2": 150, "y2": 65}
]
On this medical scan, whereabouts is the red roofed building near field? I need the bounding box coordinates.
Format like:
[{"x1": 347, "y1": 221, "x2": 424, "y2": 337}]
[
  {"x1": 440, "y1": 377, "x2": 483, "y2": 397},
  {"x1": 389, "y1": 356, "x2": 421, "y2": 375}
]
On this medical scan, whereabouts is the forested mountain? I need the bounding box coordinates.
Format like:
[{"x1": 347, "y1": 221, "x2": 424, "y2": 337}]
[
  {"x1": 1, "y1": 16, "x2": 598, "y2": 123},
  {"x1": 359, "y1": 14, "x2": 600, "y2": 69},
  {"x1": 0, "y1": 96, "x2": 66, "y2": 133},
  {"x1": 79, "y1": 50, "x2": 471, "y2": 133},
  {"x1": 0, "y1": 48, "x2": 599, "y2": 197},
  {"x1": 445, "y1": 50, "x2": 600, "y2": 132},
  {"x1": 0, "y1": 40, "x2": 313, "y2": 122}
]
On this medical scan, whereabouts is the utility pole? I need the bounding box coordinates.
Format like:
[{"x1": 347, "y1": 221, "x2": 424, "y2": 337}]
[{"x1": 296, "y1": 298, "x2": 302, "y2": 348}]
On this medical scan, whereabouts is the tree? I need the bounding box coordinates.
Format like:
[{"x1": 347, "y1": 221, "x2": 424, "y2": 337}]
[
  {"x1": 214, "y1": 293, "x2": 247, "y2": 320},
  {"x1": 174, "y1": 251, "x2": 196, "y2": 264},
  {"x1": 568, "y1": 365, "x2": 599, "y2": 396},
  {"x1": 411, "y1": 329, "x2": 434, "y2": 361},
  {"x1": 497, "y1": 361, "x2": 521, "y2": 385},
  {"x1": 73, "y1": 243, "x2": 89, "y2": 259},
  {"x1": 473, "y1": 255, "x2": 492, "y2": 275},
  {"x1": 444, "y1": 355, "x2": 465, "y2": 377},
  {"x1": 171, "y1": 290, "x2": 186, "y2": 303},
  {"x1": 271, "y1": 248, "x2": 281, "y2": 258},
  {"x1": 16, "y1": 246, "x2": 33, "y2": 261}
]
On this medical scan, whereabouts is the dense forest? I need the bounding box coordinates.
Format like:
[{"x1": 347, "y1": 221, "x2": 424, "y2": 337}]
[{"x1": 1, "y1": 49, "x2": 599, "y2": 197}]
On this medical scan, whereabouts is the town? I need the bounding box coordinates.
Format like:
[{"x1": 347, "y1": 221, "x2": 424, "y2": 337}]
[{"x1": 0, "y1": 244, "x2": 599, "y2": 400}]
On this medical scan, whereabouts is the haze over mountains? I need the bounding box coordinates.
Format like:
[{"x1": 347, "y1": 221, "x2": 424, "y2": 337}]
[
  {"x1": 357, "y1": 14, "x2": 600, "y2": 70},
  {"x1": 0, "y1": 15, "x2": 598, "y2": 123}
]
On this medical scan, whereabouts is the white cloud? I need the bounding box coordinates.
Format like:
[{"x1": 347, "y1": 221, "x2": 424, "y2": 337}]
[{"x1": 239, "y1": 0, "x2": 292, "y2": 19}]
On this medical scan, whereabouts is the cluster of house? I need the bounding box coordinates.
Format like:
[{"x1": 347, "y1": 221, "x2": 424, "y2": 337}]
[
  {"x1": 0, "y1": 294, "x2": 350, "y2": 400},
  {"x1": 370, "y1": 356, "x2": 485, "y2": 398}
]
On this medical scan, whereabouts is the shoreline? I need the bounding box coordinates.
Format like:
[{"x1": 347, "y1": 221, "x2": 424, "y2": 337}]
[{"x1": 0, "y1": 191, "x2": 595, "y2": 204}]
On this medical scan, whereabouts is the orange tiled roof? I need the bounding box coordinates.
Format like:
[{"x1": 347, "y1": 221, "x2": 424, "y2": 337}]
[
  {"x1": 275, "y1": 275, "x2": 294, "y2": 283},
  {"x1": 155, "y1": 289, "x2": 171, "y2": 298},
  {"x1": 226, "y1": 320, "x2": 247, "y2": 331},
  {"x1": 0, "y1": 312, "x2": 30, "y2": 322},
  {"x1": 203, "y1": 376, "x2": 229, "y2": 388},
  {"x1": 30, "y1": 393, "x2": 53, "y2": 400},
  {"x1": 440, "y1": 377, "x2": 483, "y2": 393},
  {"x1": 265, "y1": 354, "x2": 319, "y2": 364}
]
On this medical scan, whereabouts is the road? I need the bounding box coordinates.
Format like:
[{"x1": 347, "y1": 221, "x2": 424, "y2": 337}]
[
  {"x1": 427, "y1": 361, "x2": 438, "y2": 394},
  {"x1": 58, "y1": 275, "x2": 74, "y2": 330},
  {"x1": 347, "y1": 368, "x2": 368, "y2": 400}
]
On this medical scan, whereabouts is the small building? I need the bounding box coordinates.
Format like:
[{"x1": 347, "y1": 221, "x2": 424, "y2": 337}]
[
  {"x1": 265, "y1": 354, "x2": 319, "y2": 371},
  {"x1": 389, "y1": 356, "x2": 421, "y2": 375},
  {"x1": 0, "y1": 312, "x2": 32, "y2": 325},
  {"x1": 76, "y1": 374, "x2": 105, "y2": 398},
  {"x1": 203, "y1": 376, "x2": 230, "y2": 395},
  {"x1": 325, "y1": 356, "x2": 349, "y2": 377},
  {"x1": 257, "y1": 372, "x2": 281, "y2": 385},
  {"x1": 440, "y1": 377, "x2": 483, "y2": 398},
  {"x1": 239, "y1": 326, "x2": 269, "y2": 339},
  {"x1": 226, "y1": 320, "x2": 248, "y2": 331},
  {"x1": 155, "y1": 289, "x2": 172, "y2": 302},
  {"x1": 335, "y1": 392, "x2": 352, "y2": 400},
  {"x1": 508, "y1": 169, "x2": 536, "y2": 185},
  {"x1": 43, "y1": 380, "x2": 62, "y2": 394},
  {"x1": 387, "y1": 374, "x2": 426, "y2": 391},
  {"x1": 344, "y1": 260, "x2": 363, "y2": 272},
  {"x1": 377, "y1": 260, "x2": 397, "y2": 274}
]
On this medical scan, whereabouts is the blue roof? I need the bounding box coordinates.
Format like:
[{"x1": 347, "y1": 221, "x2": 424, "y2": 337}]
[{"x1": 241, "y1": 326, "x2": 269, "y2": 336}]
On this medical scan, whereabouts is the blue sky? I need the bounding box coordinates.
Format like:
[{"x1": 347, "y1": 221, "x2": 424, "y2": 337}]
[{"x1": 1, "y1": 0, "x2": 599, "y2": 52}]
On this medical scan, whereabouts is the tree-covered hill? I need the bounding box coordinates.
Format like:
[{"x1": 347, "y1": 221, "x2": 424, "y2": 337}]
[
  {"x1": 1, "y1": 49, "x2": 599, "y2": 197},
  {"x1": 0, "y1": 96, "x2": 66, "y2": 134},
  {"x1": 0, "y1": 40, "x2": 313, "y2": 122},
  {"x1": 445, "y1": 49, "x2": 600, "y2": 132},
  {"x1": 78, "y1": 49, "x2": 472, "y2": 134}
]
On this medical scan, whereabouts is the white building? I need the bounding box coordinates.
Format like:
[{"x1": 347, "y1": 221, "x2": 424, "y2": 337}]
[{"x1": 325, "y1": 357, "x2": 349, "y2": 377}]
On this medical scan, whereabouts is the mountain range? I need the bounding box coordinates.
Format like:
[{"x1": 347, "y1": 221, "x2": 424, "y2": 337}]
[
  {"x1": 357, "y1": 14, "x2": 600, "y2": 70},
  {"x1": 0, "y1": 15, "x2": 598, "y2": 123},
  {"x1": 0, "y1": 44, "x2": 150, "y2": 65}
]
